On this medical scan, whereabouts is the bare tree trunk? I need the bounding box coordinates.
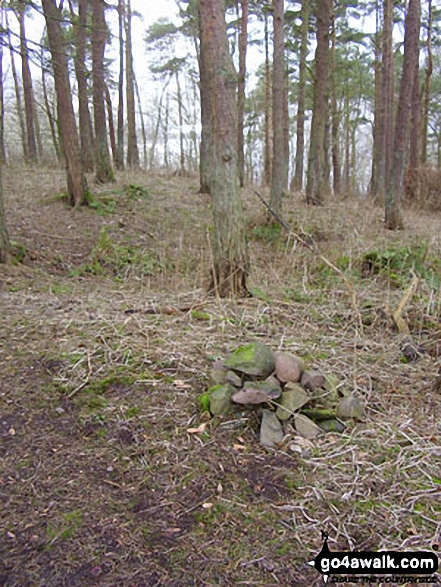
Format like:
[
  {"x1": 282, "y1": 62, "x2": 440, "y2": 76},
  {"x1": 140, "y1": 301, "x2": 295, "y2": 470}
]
[
  {"x1": 42, "y1": 0, "x2": 87, "y2": 207},
  {"x1": 0, "y1": 162, "x2": 9, "y2": 262},
  {"x1": 330, "y1": 4, "x2": 341, "y2": 196},
  {"x1": 385, "y1": 0, "x2": 420, "y2": 230},
  {"x1": 149, "y1": 79, "x2": 169, "y2": 170},
  {"x1": 306, "y1": 0, "x2": 331, "y2": 205},
  {"x1": 68, "y1": 0, "x2": 95, "y2": 172},
  {"x1": 375, "y1": 0, "x2": 394, "y2": 199},
  {"x1": 116, "y1": 0, "x2": 125, "y2": 170},
  {"x1": 421, "y1": 0, "x2": 432, "y2": 165},
  {"x1": 175, "y1": 70, "x2": 185, "y2": 175},
  {"x1": 92, "y1": 0, "x2": 114, "y2": 183},
  {"x1": 40, "y1": 46, "x2": 61, "y2": 162},
  {"x1": 292, "y1": 0, "x2": 309, "y2": 193},
  {"x1": 0, "y1": 7, "x2": 6, "y2": 164},
  {"x1": 344, "y1": 85, "x2": 350, "y2": 194},
  {"x1": 237, "y1": 0, "x2": 248, "y2": 187},
  {"x1": 283, "y1": 63, "x2": 290, "y2": 191},
  {"x1": 370, "y1": 0, "x2": 382, "y2": 197},
  {"x1": 269, "y1": 0, "x2": 285, "y2": 217},
  {"x1": 133, "y1": 74, "x2": 147, "y2": 169},
  {"x1": 5, "y1": 13, "x2": 27, "y2": 161},
  {"x1": 196, "y1": 4, "x2": 211, "y2": 193},
  {"x1": 17, "y1": 0, "x2": 38, "y2": 163},
  {"x1": 164, "y1": 93, "x2": 170, "y2": 172},
  {"x1": 409, "y1": 51, "x2": 421, "y2": 172},
  {"x1": 125, "y1": 0, "x2": 139, "y2": 169},
  {"x1": 263, "y1": 11, "x2": 271, "y2": 187},
  {"x1": 104, "y1": 83, "x2": 118, "y2": 167},
  {"x1": 199, "y1": 0, "x2": 249, "y2": 297}
]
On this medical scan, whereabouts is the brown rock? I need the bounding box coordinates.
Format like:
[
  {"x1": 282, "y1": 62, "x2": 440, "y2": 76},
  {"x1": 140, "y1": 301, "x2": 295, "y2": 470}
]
[
  {"x1": 274, "y1": 352, "x2": 304, "y2": 383},
  {"x1": 301, "y1": 370, "x2": 326, "y2": 391}
]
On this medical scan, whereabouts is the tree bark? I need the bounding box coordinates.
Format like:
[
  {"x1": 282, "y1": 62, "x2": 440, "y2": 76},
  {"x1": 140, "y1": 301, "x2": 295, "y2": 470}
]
[
  {"x1": 17, "y1": 0, "x2": 38, "y2": 164},
  {"x1": 263, "y1": 11, "x2": 271, "y2": 187},
  {"x1": 409, "y1": 49, "x2": 421, "y2": 172},
  {"x1": 199, "y1": 0, "x2": 249, "y2": 297},
  {"x1": 306, "y1": 0, "x2": 331, "y2": 205},
  {"x1": 269, "y1": 0, "x2": 285, "y2": 217},
  {"x1": 292, "y1": 0, "x2": 310, "y2": 193},
  {"x1": 421, "y1": 0, "x2": 432, "y2": 165},
  {"x1": 196, "y1": 2, "x2": 211, "y2": 193},
  {"x1": 125, "y1": 0, "x2": 139, "y2": 169},
  {"x1": 385, "y1": 0, "x2": 421, "y2": 230},
  {"x1": 6, "y1": 12, "x2": 27, "y2": 161},
  {"x1": 330, "y1": 3, "x2": 341, "y2": 196},
  {"x1": 370, "y1": 0, "x2": 382, "y2": 197},
  {"x1": 237, "y1": 0, "x2": 248, "y2": 188},
  {"x1": 116, "y1": 0, "x2": 125, "y2": 170},
  {"x1": 0, "y1": 7, "x2": 6, "y2": 164},
  {"x1": 175, "y1": 70, "x2": 186, "y2": 175},
  {"x1": 41, "y1": 45, "x2": 61, "y2": 162},
  {"x1": 0, "y1": 162, "x2": 10, "y2": 263},
  {"x1": 42, "y1": 0, "x2": 87, "y2": 207},
  {"x1": 92, "y1": 0, "x2": 114, "y2": 182},
  {"x1": 104, "y1": 83, "x2": 118, "y2": 167},
  {"x1": 68, "y1": 0, "x2": 95, "y2": 172},
  {"x1": 375, "y1": 0, "x2": 394, "y2": 200},
  {"x1": 134, "y1": 73, "x2": 148, "y2": 169}
]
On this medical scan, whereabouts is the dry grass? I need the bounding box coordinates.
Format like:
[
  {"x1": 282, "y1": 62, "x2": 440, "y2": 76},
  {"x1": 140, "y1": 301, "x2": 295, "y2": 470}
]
[{"x1": 0, "y1": 167, "x2": 440, "y2": 586}]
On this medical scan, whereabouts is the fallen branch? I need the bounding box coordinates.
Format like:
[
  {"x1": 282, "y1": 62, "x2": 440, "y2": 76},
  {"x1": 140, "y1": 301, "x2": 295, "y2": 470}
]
[{"x1": 392, "y1": 273, "x2": 420, "y2": 336}]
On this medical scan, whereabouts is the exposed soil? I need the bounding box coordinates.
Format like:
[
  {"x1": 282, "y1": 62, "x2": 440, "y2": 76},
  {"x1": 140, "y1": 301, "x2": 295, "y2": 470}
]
[{"x1": 1, "y1": 167, "x2": 440, "y2": 586}]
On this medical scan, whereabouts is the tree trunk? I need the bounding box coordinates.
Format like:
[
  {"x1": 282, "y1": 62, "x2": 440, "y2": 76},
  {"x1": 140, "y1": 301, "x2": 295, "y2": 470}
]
[
  {"x1": 69, "y1": 0, "x2": 95, "y2": 172},
  {"x1": 104, "y1": 83, "x2": 118, "y2": 167},
  {"x1": 134, "y1": 73, "x2": 148, "y2": 169},
  {"x1": 17, "y1": 0, "x2": 38, "y2": 164},
  {"x1": 343, "y1": 85, "x2": 350, "y2": 194},
  {"x1": 370, "y1": 0, "x2": 382, "y2": 197},
  {"x1": 269, "y1": 0, "x2": 285, "y2": 217},
  {"x1": 330, "y1": 3, "x2": 341, "y2": 196},
  {"x1": 0, "y1": 162, "x2": 10, "y2": 263},
  {"x1": 175, "y1": 70, "x2": 185, "y2": 175},
  {"x1": 42, "y1": 0, "x2": 87, "y2": 207},
  {"x1": 375, "y1": 0, "x2": 394, "y2": 200},
  {"x1": 263, "y1": 11, "x2": 271, "y2": 187},
  {"x1": 0, "y1": 8, "x2": 6, "y2": 164},
  {"x1": 199, "y1": 0, "x2": 249, "y2": 297},
  {"x1": 197, "y1": 3, "x2": 211, "y2": 194},
  {"x1": 306, "y1": 0, "x2": 331, "y2": 205},
  {"x1": 116, "y1": 0, "x2": 125, "y2": 170},
  {"x1": 125, "y1": 0, "x2": 139, "y2": 169},
  {"x1": 283, "y1": 63, "x2": 290, "y2": 191},
  {"x1": 6, "y1": 18, "x2": 27, "y2": 161},
  {"x1": 292, "y1": 0, "x2": 310, "y2": 193},
  {"x1": 421, "y1": 0, "x2": 432, "y2": 165},
  {"x1": 385, "y1": 0, "x2": 421, "y2": 230},
  {"x1": 92, "y1": 0, "x2": 114, "y2": 183},
  {"x1": 164, "y1": 93, "x2": 170, "y2": 172},
  {"x1": 41, "y1": 46, "x2": 61, "y2": 162},
  {"x1": 409, "y1": 50, "x2": 420, "y2": 172},
  {"x1": 237, "y1": 0, "x2": 248, "y2": 188}
]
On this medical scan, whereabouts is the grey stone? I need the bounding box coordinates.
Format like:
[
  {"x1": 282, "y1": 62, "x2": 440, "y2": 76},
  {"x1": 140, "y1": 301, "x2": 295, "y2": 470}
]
[
  {"x1": 224, "y1": 342, "x2": 275, "y2": 378},
  {"x1": 260, "y1": 409, "x2": 284, "y2": 447}
]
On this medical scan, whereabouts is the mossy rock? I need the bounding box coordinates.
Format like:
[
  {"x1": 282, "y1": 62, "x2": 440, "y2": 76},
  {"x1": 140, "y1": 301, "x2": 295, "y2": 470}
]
[
  {"x1": 224, "y1": 342, "x2": 275, "y2": 378},
  {"x1": 276, "y1": 384, "x2": 310, "y2": 421},
  {"x1": 209, "y1": 383, "x2": 236, "y2": 416}
]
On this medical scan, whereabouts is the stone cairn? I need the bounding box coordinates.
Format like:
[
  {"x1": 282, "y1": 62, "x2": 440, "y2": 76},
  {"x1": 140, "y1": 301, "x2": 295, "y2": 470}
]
[{"x1": 202, "y1": 342, "x2": 365, "y2": 447}]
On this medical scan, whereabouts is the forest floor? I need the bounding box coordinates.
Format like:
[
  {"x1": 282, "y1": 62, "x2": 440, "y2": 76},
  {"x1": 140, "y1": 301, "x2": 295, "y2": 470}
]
[{"x1": 0, "y1": 167, "x2": 440, "y2": 587}]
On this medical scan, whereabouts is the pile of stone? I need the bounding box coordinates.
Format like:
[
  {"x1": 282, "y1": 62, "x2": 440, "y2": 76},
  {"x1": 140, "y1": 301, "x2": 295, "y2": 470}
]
[{"x1": 204, "y1": 342, "x2": 364, "y2": 447}]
